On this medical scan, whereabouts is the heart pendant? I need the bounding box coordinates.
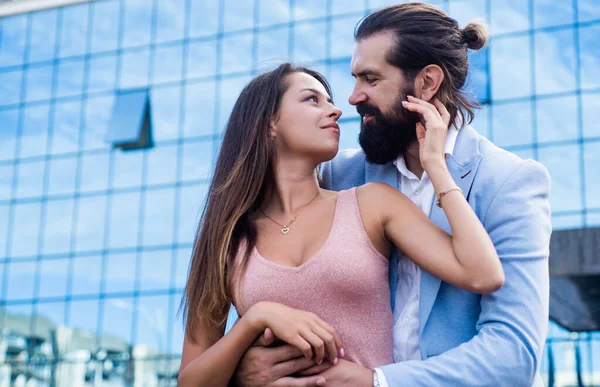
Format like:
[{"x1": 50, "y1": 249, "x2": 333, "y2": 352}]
[{"x1": 281, "y1": 227, "x2": 290, "y2": 235}]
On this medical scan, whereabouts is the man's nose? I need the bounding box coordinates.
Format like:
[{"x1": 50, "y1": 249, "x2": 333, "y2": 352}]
[{"x1": 348, "y1": 85, "x2": 367, "y2": 106}]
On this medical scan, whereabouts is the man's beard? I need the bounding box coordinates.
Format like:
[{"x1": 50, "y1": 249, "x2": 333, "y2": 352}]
[{"x1": 357, "y1": 91, "x2": 420, "y2": 165}]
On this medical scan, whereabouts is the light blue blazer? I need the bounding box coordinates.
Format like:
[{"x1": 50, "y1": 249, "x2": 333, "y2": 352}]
[{"x1": 226, "y1": 125, "x2": 552, "y2": 386}]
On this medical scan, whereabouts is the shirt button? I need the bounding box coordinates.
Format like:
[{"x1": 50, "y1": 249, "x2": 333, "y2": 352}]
[
  {"x1": 404, "y1": 316, "x2": 411, "y2": 322},
  {"x1": 414, "y1": 190, "x2": 421, "y2": 195}
]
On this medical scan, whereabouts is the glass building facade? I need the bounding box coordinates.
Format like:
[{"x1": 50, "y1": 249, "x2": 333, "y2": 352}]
[{"x1": 0, "y1": 0, "x2": 598, "y2": 385}]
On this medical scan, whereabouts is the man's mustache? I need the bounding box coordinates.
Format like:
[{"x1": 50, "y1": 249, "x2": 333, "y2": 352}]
[{"x1": 356, "y1": 103, "x2": 381, "y2": 118}]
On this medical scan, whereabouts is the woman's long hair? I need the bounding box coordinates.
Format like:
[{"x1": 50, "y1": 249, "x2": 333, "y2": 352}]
[{"x1": 181, "y1": 63, "x2": 333, "y2": 341}]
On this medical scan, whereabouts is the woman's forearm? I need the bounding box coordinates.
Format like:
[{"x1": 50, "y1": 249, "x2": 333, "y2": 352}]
[
  {"x1": 426, "y1": 162, "x2": 504, "y2": 293},
  {"x1": 178, "y1": 312, "x2": 264, "y2": 387}
]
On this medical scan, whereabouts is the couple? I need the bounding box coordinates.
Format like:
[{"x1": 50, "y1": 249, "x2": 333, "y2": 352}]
[{"x1": 179, "y1": 3, "x2": 552, "y2": 387}]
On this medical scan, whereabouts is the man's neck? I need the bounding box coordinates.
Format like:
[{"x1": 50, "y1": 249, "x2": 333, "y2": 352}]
[{"x1": 403, "y1": 143, "x2": 424, "y2": 179}]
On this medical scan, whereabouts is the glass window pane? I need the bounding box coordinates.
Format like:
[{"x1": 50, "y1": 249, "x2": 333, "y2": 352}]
[
  {"x1": 108, "y1": 192, "x2": 141, "y2": 249},
  {"x1": 122, "y1": 0, "x2": 152, "y2": 49},
  {"x1": 59, "y1": 3, "x2": 89, "y2": 58},
  {"x1": 174, "y1": 248, "x2": 191, "y2": 289},
  {"x1": 0, "y1": 164, "x2": 13, "y2": 201},
  {"x1": 38, "y1": 258, "x2": 69, "y2": 298},
  {"x1": 579, "y1": 24, "x2": 600, "y2": 91},
  {"x1": 189, "y1": 0, "x2": 219, "y2": 37},
  {"x1": 218, "y1": 76, "x2": 252, "y2": 131},
  {"x1": 3, "y1": 304, "x2": 33, "y2": 340},
  {"x1": 221, "y1": 34, "x2": 253, "y2": 74},
  {"x1": 256, "y1": 28, "x2": 290, "y2": 72},
  {"x1": 0, "y1": 205, "x2": 10, "y2": 258},
  {"x1": 0, "y1": 14, "x2": 28, "y2": 67},
  {"x1": 51, "y1": 100, "x2": 82, "y2": 155},
  {"x1": 0, "y1": 70, "x2": 23, "y2": 107},
  {"x1": 534, "y1": 29, "x2": 576, "y2": 95},
  {"x1": 490, "y1": 36, "x2": 531, "y2": 100},
  {"x1": 47, "y1": 157, "x2": 77, "y2": 196},
  {"x1": 36, "y1": 301, "x2": 66, "y2": 336},
  {"x1": 181, "y1": 141, "x2": 214, "y2": 182},
  {"x1": 468, "y1": 47, "x2": 489, "y2": 102},
  {"x1": 170, "y1": 292, "x2": 184, "y2": 353},
  {"x1": 186, "y1": 40, "x2": 218, "y2": 79},
  {"x1": 134, "y1": 295, "x2": 170, "y2": 353},
  {"x1": 142, "y1": 188, "x2": 176, "y2": 247},
  {"x1": 119, "y1": 48, "x2": 151, "y2": 89},
  {"x1": 153, "y1": 45, "x2": 183, "y2": 85},
  {"x1": 139, "y1": 251, "x2": 172, "y2": 291},
  {"x1": 75, "y1": 195, "x2": 107, "y2": 252},
  {"x1": 155, "y1": 0, "x2": 186, "y2": 43},
  {"x1": 330, "y1": 17, "x2": 357, "y2": 59},
  {"x1": 492, "y1": 101, "x2": 534, "y2": 148},
  {"x1": 112, "y1": 150, "x2": 144, "y2": 189},
  {"x1": 584, "y1": 142, "x2": 600, "y2": 210},
  {"x1": 145, "y1": 145, "x2": 178, "y2": 186},
  {"x1": 88, "y1": 54, "x2": 117, "y2": 93},
  {"x1": 536, "y1": 95, "x2": 579, "y2": 143},
  {"x1": 258, "y1": 0, "x2": 290, "y2": 27},
  {"x1": 586, "y1": 212, "x2": 600, "y2": 227},
  {"x1": 582, "y1": 93, "x2": 600, "y2": 139},
  {"x1": 42, "y1": 198, "x2": 74, "y2": 255},
  {"x1": 490, "y1": 0, "x2": 530, "y2": 35},
  {"x1": 578, "y1": 0, "x2": 600, "y2": 23},
  {"x1": 511, "y1": 147, "x2": 535, "y2": 161},
  {"x1": 71, "y1": 255, "x2": 102, "y2": 296},
  {"x1": 68, "y1": 299, "x2": 99, "y2": 341},
  {"x1": 16, "y1": 160, "x2": 45, "y2": 199},
  {"x1": 332, "y1": 0, "x2": 364, "y2": 16},
  {"x1": 90, "y1": 0, "x2": 120, "y2": 54},
  {"x1": 106, "y1": 89, "x2": 148, "y2": 145},
  {"x1": 538, "y1": 144, "x2": 582, "y2": 213},
  {"x1": 329, "y1": 60, "x2": 356, "y2": 120},
  {"x1": 29, "y1": 9, "x2": 58, "y2": 63},
  {"x1": 177, "y1": 184, "x2": 207, "y2": 244},
  {"x1": 293, "y1": 21, "x2": 327, "y2": 63},
  {"x1": 56, "y1": 59, "x2": 85, "y2": 98},
  {"x1": 20, "y1": 103, "x2": 51, "y2": 158},
  {"x1": 83, "y1": 95, "x2": 115, "y2": 151},
  {"x1": 105, "y1": 253, "x2": 137, "y2": 294},
  {"x1": 151, "y1": 86, "x2": 182, "y2": 142},
  {"x1": 294, "y1": 0, "x2": 326, "y2": 21},
  {"x1": 80, "y1": 153, "x2": 110, "y2": 193},
  {"x1": 551, "y1": 214, "x2": 583, "y2": 230},
  {"x1": 224, "y1": 0, "x2": 254, "y2": 32},
  {"x1": 472, "y1": 104, "x2": 491, "y2": 140},
  {"x1": 6, "y1": 260, "x2": 37, "y2": 300},
  {"x1": 102, "y1": 297, "x2": 133, "y2": 344},
  {"x1": 25, "y1": 64, "x2": 54, "y2": 102},
  {"x1": 0, "y1": 108, "x2": 19, "y2": 161},
  {"x1": 184, "y1": 81, "x2": 216, "y2": 138},
  {"x1": 534, "y1": 0, "x2": 574, "y2": 28}
]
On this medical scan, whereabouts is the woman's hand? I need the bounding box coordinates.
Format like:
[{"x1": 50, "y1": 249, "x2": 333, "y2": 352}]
[
  {"x1": 246, "y1": 301, "x2": 343, "y2": 365},
  {"x1": 401, "y1": 96, "x2": 451, "y2": 171}
]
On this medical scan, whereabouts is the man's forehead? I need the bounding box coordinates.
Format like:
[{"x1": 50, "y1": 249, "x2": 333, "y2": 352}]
[{"x1": 351, "y1": 33, "x2": 394, "y2": 74}]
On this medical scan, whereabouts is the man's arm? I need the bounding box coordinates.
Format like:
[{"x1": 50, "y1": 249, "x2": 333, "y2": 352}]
[{"x1": 378, "y1": 160, "x2": 551, "y2": 386}]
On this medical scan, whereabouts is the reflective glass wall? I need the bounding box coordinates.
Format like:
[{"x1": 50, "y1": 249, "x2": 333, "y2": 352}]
[{"x1": 0, "y1": 0, "x2": 598, "y2": 385}]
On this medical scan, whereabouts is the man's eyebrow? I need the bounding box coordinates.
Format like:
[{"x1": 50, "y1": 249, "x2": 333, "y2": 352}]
[
  {"x1": 300, "y1": 88, "x2": 333, "y2": 103},
  {"x1": 351, "y1": 70, "x2": 381, "y2": 78}
]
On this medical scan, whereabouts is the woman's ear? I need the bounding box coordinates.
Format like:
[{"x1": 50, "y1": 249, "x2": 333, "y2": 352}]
[{"x1": 417, "y1": 65, "x2": 445, "y2": 102}]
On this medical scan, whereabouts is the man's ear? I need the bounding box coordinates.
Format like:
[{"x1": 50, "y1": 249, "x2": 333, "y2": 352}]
[{"x1": 417, "y1": 65, "x2": 444, "y2": 102}]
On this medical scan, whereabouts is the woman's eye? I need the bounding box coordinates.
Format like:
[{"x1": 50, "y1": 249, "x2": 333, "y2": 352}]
[{"x1": 306, "y1": 95, "x2": 318, "y2": 103}]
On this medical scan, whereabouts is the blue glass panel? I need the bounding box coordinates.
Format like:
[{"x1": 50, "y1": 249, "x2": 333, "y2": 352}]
[
  {"x1": 36, "y1": 301, "x2": 65, "y2": 328},
  {"x1": 71, "y1": 255, "x2": 102, "y2": 296},
  {"x1": 142, "y1": 188, "x2": 176, "y2": 247},
  {"x1": 293, "y1": 21, "x2": 327, "y2": 63},
  {"x1": 56, "y1": 59, "x2": 85, "y2": 98},
  {"x1": 448, "y1": 0, "x2": 486, "y2": 27},
  {"x1": 170, "y1": 292, "x2": 184, "y2": 352},
  {"x1": 0, "y1": 164, "x2": 13, "y2": 201},
  {"x1": 511, "y1": 147, "x2": 535, "y2": 161},
  {"x1": 584, "y1": 142, "x2": 600, "y2": 210},
  {"x1": 174, "y1": 248, "x2": 191, "y2": 289},
  {"x1": 490, "y1": 35, "x2": 532, "y2": 101},
  {"x1": 256, "y1": 26, "x2": 289, "y2": 71},
  {"x1": 151, "y1": 86, "x2": 181, "y2": 142},
  {"x1": 184, "y1": 81, "x2": 216, "y2": 137},
  {"x1": 294, "y1": 0, "x2": 326, "y2": 21},
  {"x1": 152, "y1": 44, "x2": 183, "y2": 85},
  {"x1": 538, "y1": 144, "x2": 582, "y2": 213},
  {"x1": 134, "y1": 295, "x2": 170, "y2": 352},
  {"x1": 534, "y1": 0, "x2": 574, "y2": 27},
  {"x1": 10, "y1": 202, "x2": 42, "y2": 259},
  {"x1": 587, "y1": 212, "x2": 600, "y2": 227},
  {"x1": 472, "y1": 104, "x2": 491, "y2": 140},
  {"x1": 0, "y1": 14, "x2": 28, "y2": 67},
  {"x1": 75, "y1": 195, "x2": 106, "y2": 252},
  {"x1": 224, "y1": 0, "x2": 254, "y2": 32},
  {"x1": 102, "y1": 297, "x2": 133, "y2": 343},
  {"x1": 28, "y1": 9, "x2": 58, "y2": 63},
  {"x1": 177, "y1": 183, "x2": 207, "y2": 244},
  {"x1": 106, "y1": 89, "x2": 148, "y2": 144},
  {"x1": 16, "y1": 160, "x2": 45, "y2": 199},
  {"x1": 221, "y1": 33, "x2": 253, "y2": 74},
  {"x1": 42, "y1": 198, "x2": 74, "y2": 255},
  {"x1": 259, "y1": 0, "x2": 290, "y2": 27},
  {"x1": 139, "y1": 251, "x2": 172, "y2": 291},
  {"x1": 331, "y1": 0, "x2": 364, "y2": 16},
  {"x1": 51, "y1": 100, "x2": 82, "y2": 155},
  {"x1": 186, "y1": 40, "x2": 218, "y2": 78},
  {"x1": 0, "y1": 205, "x2": 10, "y2": 258},
  {"x1": 582, "y1": 93, "x2": 600, "y2": 139},
  {"x1": 551, "y1": 214, "x2": 583, "y2": 231},
  {"x1": 83, "y1": 95, "x2": 115, "y2": 151},
  {"x1": 155, "y1": 0, "x2": 186, "y2": 43},
  {"x1": 338, "y1": 119, "x2": 361, "y2": 152},
  {"x1": 579, "y1": 24, "x2": 600, "y2": 91},
  {"x1": 330, "y1": 16, "x2": 357, "y2": 59},
  {"x1": 88, "y1": 54, "x2": 117, "y2": 93},
  {"x1": 492, "y1": 100, "x2": 534, "y2": 148},
  {"x1": 2, "y1": 304, "x2": 33, "y2": 336},
  {"x1": 119, "y1": 48, "x2": 151, "y2": 89},
  {"x1": 108, "y1": 192, "x2": 141, "y2": 249},
  {"x1": 0, "y1": 108, "x2": 19, "y2": 161},
  {"x1": 25, "y1": 64, "x2": 54, "y2": 102},
  {"x1": 189, "y1": 0, "x2": 219, "y2": 37},
  {"x1": 90, "y1": 0, "x2": 120, "y2": 54},
  {"x1": 468, "y1": 47, "x2": 489, "y2": 102},
  {"x1": 6, "y1": 260, "x2": 36, "y2": 299},
  {"x1": 105, "y1": 252, "x2": 137, "y2": 294},
  {"x1": 536, "y1": 95, "x2": 578, "y2": 143},
  {"x1": 218, "y1": 75, "x2": 252, "y2": 131},
  {"x1": 534, "y1": 29, "x2": 576, "y2": 95},
  {"x1": 0, "y1": 70, "x2": 23, "y2": 106},
  {"x1": 111, "y1": 150, "x2": 143, "y2": 190},
  {"x1": 122, "y1": 0, "x2": 152, "y2": 49},
  {"x1": 80, "y1": 152, "x2": 110, "y2": 193},
  {"x1": 578, "y1": 0, "x2": 600, "y2": 22},
  {"x1": 59, "y1": 3, "x2": 89, "y2": 58},
  {"x1": 38, "y1": 258, "x2": 69, "y2": 298},
  {"x1": 68, "y1": 299, "x2": 99, "y2": 342},
  {"x1": 145, "y1": 144, "x2": 178, "y2": 186},
  {"x1": 47, "y1": 157, "x2": 77, "y2": 196},
  {"x1": 20, "y1": 103, "x2": 50, "y2": 158},
  {"x1": 181, "y1": 140, "x2": 214, "y2": 182},
  {"x1": 490, "y1": 0, "x2": 530, "y2": 35}
]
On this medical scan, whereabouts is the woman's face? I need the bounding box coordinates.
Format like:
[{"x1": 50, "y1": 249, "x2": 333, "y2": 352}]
[{"x1": 272, "y1": 72, "x2": 342, "y2": 163}]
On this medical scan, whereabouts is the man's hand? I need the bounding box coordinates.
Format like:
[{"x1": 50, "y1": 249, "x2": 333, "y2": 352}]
[
  {"x1": 233, "y1": 328, "x2": 327, "y2": 387},
  {"x1": 300, "y1": 359, "x2": 372, "y2": 387}
]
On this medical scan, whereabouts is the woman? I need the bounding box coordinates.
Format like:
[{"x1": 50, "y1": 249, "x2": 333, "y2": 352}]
[{"x1": 178, "y1": 63, "x2": 504, "y2": 386}]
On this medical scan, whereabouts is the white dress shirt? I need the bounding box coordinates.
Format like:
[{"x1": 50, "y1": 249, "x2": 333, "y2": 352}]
[{"x1": 375, "y1": 127, "x2": 459, "y2": 387}]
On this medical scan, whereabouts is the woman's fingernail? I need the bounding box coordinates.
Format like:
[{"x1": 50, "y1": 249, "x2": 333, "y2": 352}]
[
  {"x1": 402, "y1": 101, "x2": 409, "y2": 106},
  {"x1": 340, "y1": 348, "x2": 345, "y2": 357},
  {"x1": 333, "y1": 357, "x2": 338, "y2": 365},
  {"x1": 407, "y1": 95, "x2": 414, "y2": 99},
  {"x1": 316, "y1": 379, "x2": 325, "y2": 386}
]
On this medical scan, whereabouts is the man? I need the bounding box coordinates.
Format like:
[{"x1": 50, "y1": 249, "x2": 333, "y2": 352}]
[{"x1": 229, "y1": 3, "x2": 551, "y2": 386}]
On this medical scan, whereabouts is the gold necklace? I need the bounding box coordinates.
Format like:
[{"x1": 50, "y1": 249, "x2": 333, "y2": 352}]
[{"x1": 260, "y1": 191, "x2": 320, "y2": 235}]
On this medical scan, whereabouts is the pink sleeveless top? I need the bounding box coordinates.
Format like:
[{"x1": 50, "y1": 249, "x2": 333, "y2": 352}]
[{"x1": 233, "y1": 188, "x2": 393, "y2": 368}]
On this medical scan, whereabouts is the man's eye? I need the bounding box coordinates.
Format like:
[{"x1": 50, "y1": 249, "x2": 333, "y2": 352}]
[{"x1": 366, "y1": 78, "x2": 377, "y2": 84}]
